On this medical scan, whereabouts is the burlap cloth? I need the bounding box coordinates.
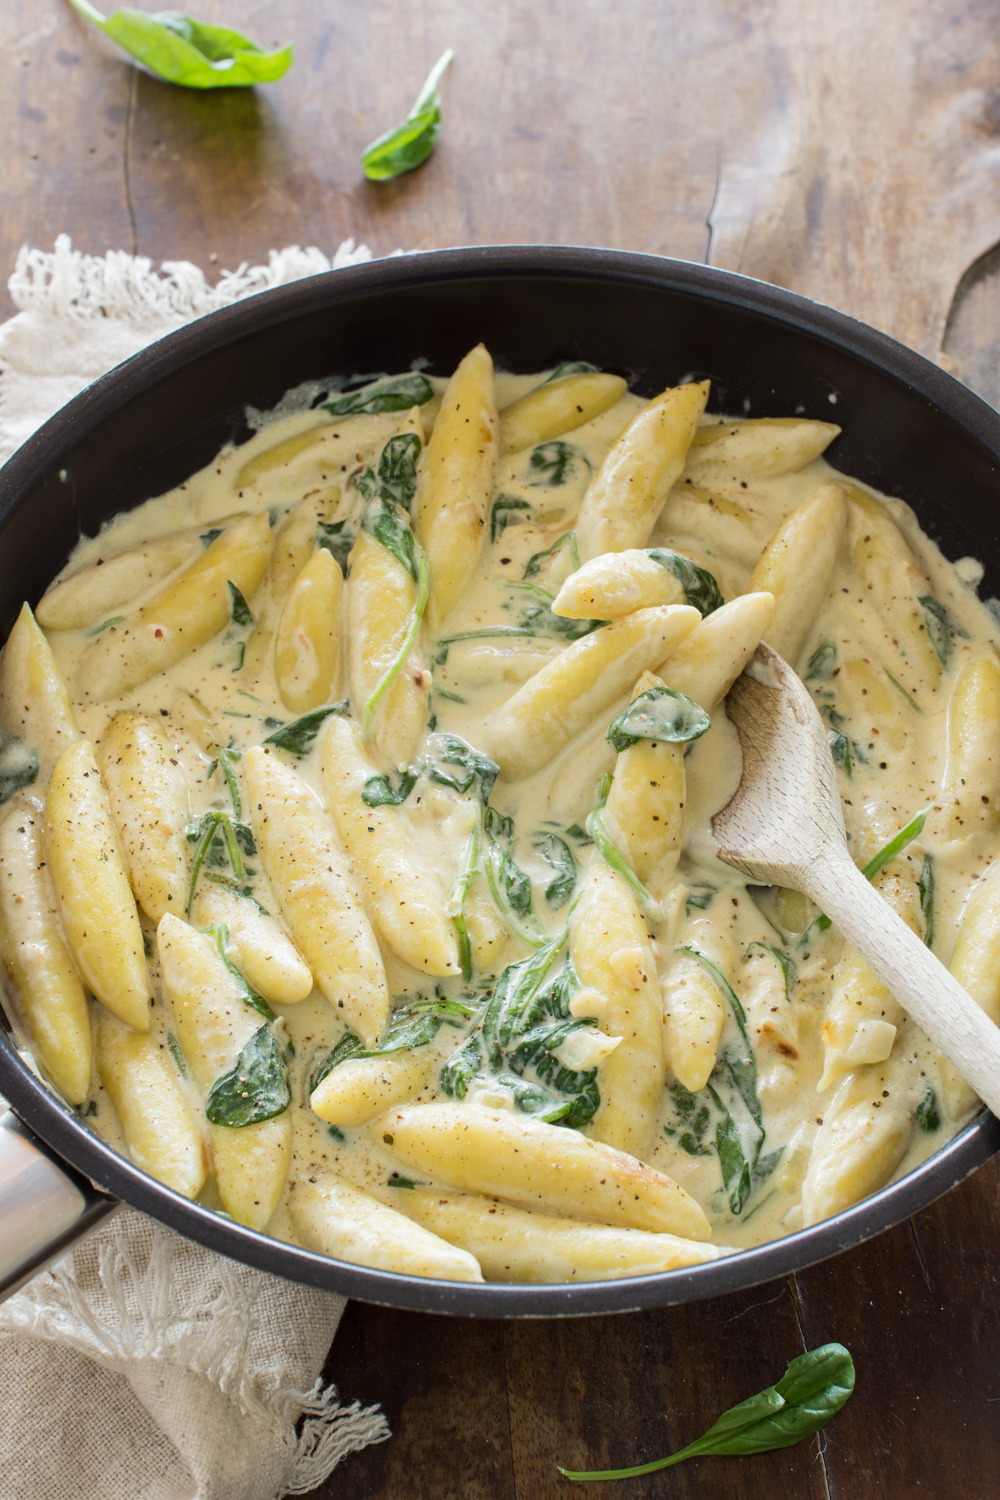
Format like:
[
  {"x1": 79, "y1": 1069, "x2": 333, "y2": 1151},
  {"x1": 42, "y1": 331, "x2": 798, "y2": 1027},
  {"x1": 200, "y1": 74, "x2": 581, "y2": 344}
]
[{"x1": 0, "y1": 237, "x2": 392, "y2": 1500}]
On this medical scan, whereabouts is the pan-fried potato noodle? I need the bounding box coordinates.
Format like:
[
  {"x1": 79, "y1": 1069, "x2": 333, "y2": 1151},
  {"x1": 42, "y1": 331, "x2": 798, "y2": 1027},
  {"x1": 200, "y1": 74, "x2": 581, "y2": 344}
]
[{"x1": 2, "y1": 347, "x2": 996, "y2": 1282}]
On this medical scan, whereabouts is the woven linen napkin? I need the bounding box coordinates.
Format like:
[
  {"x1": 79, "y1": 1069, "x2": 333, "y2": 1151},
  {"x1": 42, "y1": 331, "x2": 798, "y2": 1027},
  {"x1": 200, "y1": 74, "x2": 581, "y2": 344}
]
[{"x1": 0, "y1": 236, "x2": 391, "y2": 1500}]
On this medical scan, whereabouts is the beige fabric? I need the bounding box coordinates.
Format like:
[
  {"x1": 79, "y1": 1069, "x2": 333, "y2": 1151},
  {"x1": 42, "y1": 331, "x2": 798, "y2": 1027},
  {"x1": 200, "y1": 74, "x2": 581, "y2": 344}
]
[
  {"x1": 0, "y1": 238, "x2": 393, "y2": 1499},
  {"x1": 0, "y1": 1211, "x2": 388, "y2": 1500}
]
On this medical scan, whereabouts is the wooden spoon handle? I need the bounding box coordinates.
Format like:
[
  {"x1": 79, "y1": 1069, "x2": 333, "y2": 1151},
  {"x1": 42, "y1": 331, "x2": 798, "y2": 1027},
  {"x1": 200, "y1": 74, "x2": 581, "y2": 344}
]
[{"x1": 804, "y1": 856, "x2": 1000, "y2": 1118}]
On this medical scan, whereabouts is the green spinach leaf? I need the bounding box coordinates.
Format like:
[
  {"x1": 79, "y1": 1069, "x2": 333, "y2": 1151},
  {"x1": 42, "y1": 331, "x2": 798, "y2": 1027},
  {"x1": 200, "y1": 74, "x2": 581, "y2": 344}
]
[
  {"x1": 606, "y1": 686, "x2": 711, "y2": 752},
  {"x1": 919, "y1": 852, "x2": 935, "y2": 949},
  {"x1": 67, "y1": 1, "x2": 293, "y2": 87},
  {"x1": 85, "y1": 614, "x2": 127, "y2": 636},
  {"x1": 424, "y1": 733, "x2": 499, "y2": 801},
  {"x1": 919, "y1": 595, "x2": 968, "y2": 667},
  {"x1": 663, "y1": 1082, "x2": 712, "y2": 1155},
  {"x1": 647, "y1": 549, "x2": 724, "y2": 616},
  {"x1": 166, "y1": 1033, "x2": 187, "y2": 1077},
  {"x1": 206, "y1": 1025, "x2": 290, "y2": 1127},
  {"x1": 361, "y1": 495, "x2": 420, "y2": 581},
  {"x1": 805, "y1": 637, "x2": 838, "y2": 680},
  {"x1": 447, "y1": 943, "x2": 602, "y2": 1128},
  {"x1": 522, "y1": 527, "x2": 581, "y2": 579},
  {"x1": 322, "y1": 372, "x2": 434, "y2": 417},
  {"x1": 532, "y1": 832, "x2": 577, "y2": 908},
  {"x1": 587, "y1": 773, "x2": 664, "y2": 924},
  {"x1": 440, "y1": 1032, "x2": 482, "y2": 1100},
  {"x1": 483, "y1": 805, "x2": 544, "y2": 944},
  {"x1": 227, "y1": 580, "x2": 253, "y2": 627},
  {"x1": 490, "y1": 495, "x2": 532, "y2": 542},
  {"x1": 802, "y1": 807, "x2": 929, "y2": 940},
  {"x1": 362, "y1": 769, "x2": 419, "y2": 808},
  {"x1": 361, "y1": 49, "x2": 454, "y2": 181},
  {"x1": 311, "y1": 997, "x2": 477, "y2": 1094},
  {"x1": 676, "y1": 947, "x2": 778, "y2": 1215},
  {"x1": 316, "y1": 519, "x2": 355, "y2": 570},
  {"x1": 526, "y1": 440, "x2": 589, "y2": 488},
  {"x1": 745, "y1": 941, "x2": 796, "y2": 999},
  {"x1": 916, "y1": 1086, "x2": 941, "y2": 1133},
  {"x1": 0, "y1": 738, "x2": 39, "y2": 806},
  {"x1": 376, "y1": 432, "x2": 422, "y2": 512},
  {"x1": 262, "y1": 703, "x2": 349, "y2": 755},
  {"x1": 686, "y1": 883, "x2": 716, "y2": 915},
  {"x1": 540, "y1": 361, "x2": 599, "y2": 383},
  {"x1": 557, "y1": 1344, "x2": 855, "y2": 1479}
]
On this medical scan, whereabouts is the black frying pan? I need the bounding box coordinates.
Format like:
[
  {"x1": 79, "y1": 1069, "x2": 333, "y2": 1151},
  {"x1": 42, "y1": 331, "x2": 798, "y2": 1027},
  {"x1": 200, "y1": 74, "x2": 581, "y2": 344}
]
[{"x1": 2, "y1": 246, "x2": 999, "y2": 1316}]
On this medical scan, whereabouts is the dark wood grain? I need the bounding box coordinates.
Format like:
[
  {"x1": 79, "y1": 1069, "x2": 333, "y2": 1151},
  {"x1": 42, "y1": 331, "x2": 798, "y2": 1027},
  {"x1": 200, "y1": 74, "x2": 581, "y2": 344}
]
[{"x1": 5, "y1": 4, "x2": 1000, "y2": 1497}]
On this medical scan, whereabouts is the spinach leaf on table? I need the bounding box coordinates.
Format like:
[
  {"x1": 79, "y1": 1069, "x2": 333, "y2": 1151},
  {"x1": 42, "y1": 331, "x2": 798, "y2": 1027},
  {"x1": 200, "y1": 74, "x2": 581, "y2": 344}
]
[
  {"x1": 67, "y1": 1, "x2": 293, "y2": 88},
  {"x1": 558, "y1": 1344, "x2": 855, "y2": 1479},
  {"x1": 361, "y1": 49, "x2": 454, "y2": 181}
]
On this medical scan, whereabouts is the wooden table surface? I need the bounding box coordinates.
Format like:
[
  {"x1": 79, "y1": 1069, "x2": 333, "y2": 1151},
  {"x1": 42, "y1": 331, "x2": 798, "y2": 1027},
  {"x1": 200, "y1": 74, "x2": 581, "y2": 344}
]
[{"x1": 6, "y1": 3, "x2": 1000, "y2": 1495}]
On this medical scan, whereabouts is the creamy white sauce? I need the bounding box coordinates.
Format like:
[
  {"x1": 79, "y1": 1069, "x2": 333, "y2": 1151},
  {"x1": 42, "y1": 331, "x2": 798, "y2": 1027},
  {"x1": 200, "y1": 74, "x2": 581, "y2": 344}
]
[{"x1": 9, "y1": 364, "x2": 998, "y2": 1271}]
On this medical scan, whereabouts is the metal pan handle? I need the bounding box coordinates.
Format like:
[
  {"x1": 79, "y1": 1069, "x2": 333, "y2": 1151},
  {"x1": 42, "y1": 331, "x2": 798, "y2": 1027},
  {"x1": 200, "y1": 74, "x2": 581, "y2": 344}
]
[{"x1": 0, "y1": 1109, "x2": 119, "y2": 1301}]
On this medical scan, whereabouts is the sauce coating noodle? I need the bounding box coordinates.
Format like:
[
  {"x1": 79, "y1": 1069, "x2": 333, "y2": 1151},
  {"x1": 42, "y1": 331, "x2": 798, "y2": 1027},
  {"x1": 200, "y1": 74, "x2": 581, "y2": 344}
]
[{"x1": 1, "y1": 353, "x2": 996, "y2": 1283}]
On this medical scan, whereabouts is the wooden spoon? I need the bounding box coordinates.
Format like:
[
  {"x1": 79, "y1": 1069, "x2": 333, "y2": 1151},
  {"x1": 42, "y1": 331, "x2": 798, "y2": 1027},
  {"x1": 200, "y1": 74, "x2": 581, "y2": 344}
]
[{"x1": 712, "y1": 642, "x2": 1000, "y2": 1117}]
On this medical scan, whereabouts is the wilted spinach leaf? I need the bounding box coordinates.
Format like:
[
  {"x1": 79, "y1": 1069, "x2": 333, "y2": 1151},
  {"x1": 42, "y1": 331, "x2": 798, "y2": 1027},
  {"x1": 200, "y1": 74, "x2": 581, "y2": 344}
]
[
  {"x1": 540, "y1": 361, "x2": 599, "y2": 383},
  {"x1": 262, "y1": 703, "x2": 349, "y2": 754},
  {"x1": 316, "y1": 519, "x2": 355, "y2": 569},
  {"x1": 919, "y1": 595, "x2": 968, "y2": 667},
  {"x1": 919, "y1": 852, "x2": 935, "y2": 949},
  {"x1": 491, "y1": 495, "x2": 532, "y2": 541},
  {"x1": 362, "y1": 494, "x2": 421, "y2": 582},
  {"x1": 376, "y1": 432, "x2": 422, "y2": 512},
  {"x1": 227, "y1": 580, "x2": 253, "y2": 627},
  {"x1": 805, "y1": 637, "x2": 838, "y2": 680},
  {"x1": 686, "y1": 884, "x2": 716, "y2": 915},
  {"x1": 0, "y1": 738, "x2": 38, "y2": 806},
  {"x1": 532, "y1": 832, "x2": 577, "y2": 908},
  {"x1": 440, "y1": 1032, "x2": 482, "y2": 1100},
  {"x1": 206, "y1": 1025, "x2": 290, "y2": 1128},
  {"x1": 311, "y1": 997, "x2": 477, "y2": 1094},
  {"x1": 647, "y1": 549, "x2": 724, "y2": 616},
  {"x1": 606, "y1": 686, "x2": 711, "y2": 752},
  {"x1": 664, "y1": 1082, "x2": 712, "y2": 1155},
  {"x1": 916, "y1": 1086, "x2": 941, "y2": 1132},
  {"x1": 526, "y1": 440, "x2": 588, "y2": 488},
  {"x1": 322, "y1": 372, "x2": 434, "y2": 417},
  {"x1": 424, "y1": 733, "x2": 499, "y2": 801},
  {"x1": 362, "y1": 768, "x2": 419, "y2": 807}
]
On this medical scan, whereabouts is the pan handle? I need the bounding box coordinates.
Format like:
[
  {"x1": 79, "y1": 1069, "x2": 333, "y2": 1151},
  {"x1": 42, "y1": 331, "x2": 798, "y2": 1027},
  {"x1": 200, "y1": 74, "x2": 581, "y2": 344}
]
[{"x1": 0, "y1": 1109, "x2": 119, "y2": 1301}]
